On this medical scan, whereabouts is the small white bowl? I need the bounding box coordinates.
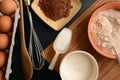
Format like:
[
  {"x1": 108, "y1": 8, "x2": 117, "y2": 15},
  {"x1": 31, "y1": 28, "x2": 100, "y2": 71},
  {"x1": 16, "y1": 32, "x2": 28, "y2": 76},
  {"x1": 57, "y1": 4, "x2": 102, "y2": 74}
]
[{"x1": 59, "y1": 50, "x2": 99, "y2": 80}]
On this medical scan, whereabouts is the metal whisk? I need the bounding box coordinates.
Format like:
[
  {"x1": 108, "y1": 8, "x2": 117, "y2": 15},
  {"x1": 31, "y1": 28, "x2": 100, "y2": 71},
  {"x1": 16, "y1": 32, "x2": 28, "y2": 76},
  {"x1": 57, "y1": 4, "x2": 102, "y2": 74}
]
[{"x1": 24, "y1": 0, "x2": 45, "y2": 70}]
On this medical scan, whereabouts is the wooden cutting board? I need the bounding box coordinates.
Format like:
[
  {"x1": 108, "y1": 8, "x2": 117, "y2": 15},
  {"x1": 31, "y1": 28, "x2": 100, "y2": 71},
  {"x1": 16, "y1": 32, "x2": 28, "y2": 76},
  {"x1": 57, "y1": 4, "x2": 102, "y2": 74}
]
[{"x1": 43, "y1": 0, "x2": 120, "y2": 80}]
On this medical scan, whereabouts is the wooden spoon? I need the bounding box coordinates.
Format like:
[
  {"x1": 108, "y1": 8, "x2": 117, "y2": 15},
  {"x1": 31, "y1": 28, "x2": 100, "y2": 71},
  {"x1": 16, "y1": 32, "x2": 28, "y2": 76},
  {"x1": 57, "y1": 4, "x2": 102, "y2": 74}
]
[{"x1": 19, "y1": 0, "x2": 33, "y2": 80}]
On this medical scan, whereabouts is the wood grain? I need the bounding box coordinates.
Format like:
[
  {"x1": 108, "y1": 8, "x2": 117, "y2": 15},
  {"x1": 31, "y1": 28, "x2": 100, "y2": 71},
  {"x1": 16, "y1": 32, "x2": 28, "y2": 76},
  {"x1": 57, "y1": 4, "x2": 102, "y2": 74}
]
[{"x1": 43, "y1": 0, "x2": 120, "y2": 80}]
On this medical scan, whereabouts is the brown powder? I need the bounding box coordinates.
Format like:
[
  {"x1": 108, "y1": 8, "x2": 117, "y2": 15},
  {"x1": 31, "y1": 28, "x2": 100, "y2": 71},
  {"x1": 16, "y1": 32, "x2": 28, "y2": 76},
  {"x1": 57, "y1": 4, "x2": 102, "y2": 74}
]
[{"x1": 39, "y1": 0, "x2": 73, "y2": 21}]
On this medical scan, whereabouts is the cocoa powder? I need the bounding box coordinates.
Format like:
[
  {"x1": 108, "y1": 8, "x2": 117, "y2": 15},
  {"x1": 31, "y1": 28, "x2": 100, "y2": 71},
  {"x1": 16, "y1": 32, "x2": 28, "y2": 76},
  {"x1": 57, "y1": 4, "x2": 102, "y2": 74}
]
[{"x1": 39, "y1": 0, "x2": 73, "y2": 21}]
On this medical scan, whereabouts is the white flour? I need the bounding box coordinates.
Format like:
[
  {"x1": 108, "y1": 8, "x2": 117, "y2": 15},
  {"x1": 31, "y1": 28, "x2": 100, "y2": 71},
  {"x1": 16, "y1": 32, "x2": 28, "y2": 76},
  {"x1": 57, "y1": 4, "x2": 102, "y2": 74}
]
[{"x1": 91, "y1": 9, "x2": 120, "y2": 55}]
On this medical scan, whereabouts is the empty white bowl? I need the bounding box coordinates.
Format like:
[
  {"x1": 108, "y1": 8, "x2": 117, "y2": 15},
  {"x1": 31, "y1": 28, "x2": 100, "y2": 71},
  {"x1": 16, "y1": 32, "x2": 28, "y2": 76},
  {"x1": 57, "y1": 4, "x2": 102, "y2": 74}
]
[{"x1": 59, "y1": 50, "x2": 99, "y2": 80}]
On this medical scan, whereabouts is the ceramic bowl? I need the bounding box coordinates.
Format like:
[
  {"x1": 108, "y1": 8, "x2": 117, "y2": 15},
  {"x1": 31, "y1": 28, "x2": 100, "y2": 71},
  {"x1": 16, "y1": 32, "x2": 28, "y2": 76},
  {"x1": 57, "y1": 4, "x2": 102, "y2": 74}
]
[
  {"x1": 88, "y1": 2, "x2": 120, "y2": 59},
  {"x1": 59, "y1": 50, "x2": 98, "y2": 80}
]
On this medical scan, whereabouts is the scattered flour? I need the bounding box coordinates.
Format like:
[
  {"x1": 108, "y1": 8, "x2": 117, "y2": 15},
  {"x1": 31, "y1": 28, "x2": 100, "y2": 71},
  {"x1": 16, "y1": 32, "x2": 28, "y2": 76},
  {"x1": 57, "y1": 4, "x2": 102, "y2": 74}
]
[{"x1": 91, "y1": 9, "x2": 120, "y2": 55}]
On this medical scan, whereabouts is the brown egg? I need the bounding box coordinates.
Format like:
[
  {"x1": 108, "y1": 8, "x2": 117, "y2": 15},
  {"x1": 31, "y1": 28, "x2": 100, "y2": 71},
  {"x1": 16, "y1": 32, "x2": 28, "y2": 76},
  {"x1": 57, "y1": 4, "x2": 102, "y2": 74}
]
[
  {"x1": 0, "y1": 70, "x2": 5, "y2": 80},
  {"x1": 0, "y1": 34, "x2": 11, "y2": 50},
  {"x1": 0, "y1": 0, "x2": 17, "y2": 15},
  {"x1": 0, "y1": 16, "x2": 13, "y2": 33},
  {"x1": 0, "y1": 51, "x2": 8, "y2": 68}
]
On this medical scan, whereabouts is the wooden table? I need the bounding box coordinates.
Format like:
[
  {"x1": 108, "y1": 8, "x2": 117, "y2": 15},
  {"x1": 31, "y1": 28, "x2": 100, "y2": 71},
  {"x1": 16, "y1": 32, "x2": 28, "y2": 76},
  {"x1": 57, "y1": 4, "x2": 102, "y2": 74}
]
[{"x1": 43, "y1": 0, "x2": 120, "y2": 80}]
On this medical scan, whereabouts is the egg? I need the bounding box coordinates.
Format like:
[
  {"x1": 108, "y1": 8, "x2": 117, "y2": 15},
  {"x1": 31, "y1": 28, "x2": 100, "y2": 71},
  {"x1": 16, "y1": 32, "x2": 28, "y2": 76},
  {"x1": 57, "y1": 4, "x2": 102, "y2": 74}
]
[
  {"x1": 0, "y1": 34, "x2": 11, "y2": 50},
  {"x1": 0, "y1": 70, "x2": 5, "y2": 80},
  {"x1": 0, "y1": 0, "x2": 17, "y2": 15},
  {"x1": 0, "y1": 16, "x2": 13, "y2": 33},
  {"x1": 0, "y1": 51, "x2": 8, "y2": 68}
]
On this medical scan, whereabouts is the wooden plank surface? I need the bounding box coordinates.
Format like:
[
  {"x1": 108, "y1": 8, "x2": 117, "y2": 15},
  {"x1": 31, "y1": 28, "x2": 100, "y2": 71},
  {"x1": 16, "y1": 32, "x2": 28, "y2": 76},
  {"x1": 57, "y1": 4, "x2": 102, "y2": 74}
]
[{"x1": 43, "y1": 0, "x2": 120, "y2": 80}]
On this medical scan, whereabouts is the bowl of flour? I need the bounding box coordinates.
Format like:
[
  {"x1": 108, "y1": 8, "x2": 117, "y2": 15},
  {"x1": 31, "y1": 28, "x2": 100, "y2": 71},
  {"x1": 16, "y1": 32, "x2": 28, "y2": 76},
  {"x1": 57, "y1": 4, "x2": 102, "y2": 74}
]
[
  {"x1": 88, "y1": 2, "x2": 120, "y2": 59},
  {"x1": 60, "y1": 50, "x2": 98, "y2": 80}
]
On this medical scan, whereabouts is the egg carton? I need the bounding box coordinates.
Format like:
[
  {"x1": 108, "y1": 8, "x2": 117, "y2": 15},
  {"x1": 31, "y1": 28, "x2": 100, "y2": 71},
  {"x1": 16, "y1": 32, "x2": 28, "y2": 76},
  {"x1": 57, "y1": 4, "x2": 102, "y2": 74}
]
[{"x1": 0, "y1": 0, "x2": 20, "y2": 80}]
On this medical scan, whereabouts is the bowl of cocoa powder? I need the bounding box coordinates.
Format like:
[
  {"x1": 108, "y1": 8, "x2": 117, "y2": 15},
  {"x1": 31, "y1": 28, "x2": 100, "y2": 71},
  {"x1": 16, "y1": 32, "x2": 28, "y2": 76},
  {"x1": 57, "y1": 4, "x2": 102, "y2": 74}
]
[
  {"x1": 31, "y1": 0, "x2": 82, "y2": 31},
  {"x1": 88, "y1": 2, "x2": 120, "y2": 59}
]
